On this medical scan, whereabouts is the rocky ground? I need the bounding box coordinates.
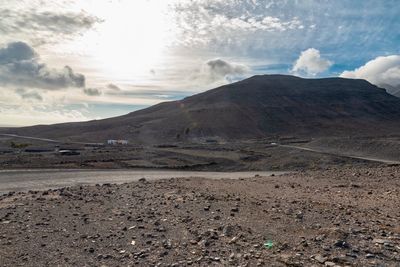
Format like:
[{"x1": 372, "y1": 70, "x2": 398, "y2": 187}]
[
  {"x1": 0, "y1": 166, "x2": 400, "y2": 266},
  {"x1": 0, "y1": 138, "x2": 378, "y2": 171}
]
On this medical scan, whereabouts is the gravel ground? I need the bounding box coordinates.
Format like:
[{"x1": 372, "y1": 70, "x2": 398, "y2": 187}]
[{"x1": 0, "y1": 166, "x2": 399, "y2": 266}]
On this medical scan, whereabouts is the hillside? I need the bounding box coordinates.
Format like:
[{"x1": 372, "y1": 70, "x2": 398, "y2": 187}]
[
  {"x1": 379, "y1": 83, "x2": 400, "y2": 98},
  {"x1": 2, "y1": 75, "x2": 400, "y2": 143}
]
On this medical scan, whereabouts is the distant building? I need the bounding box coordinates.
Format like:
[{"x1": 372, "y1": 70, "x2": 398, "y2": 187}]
[
  {"x1": 107, "y1": 140, "x2": 129, "y2": 145},
  {"x1": 58, "y1": 150, "x2": 80, "y2": 156}
]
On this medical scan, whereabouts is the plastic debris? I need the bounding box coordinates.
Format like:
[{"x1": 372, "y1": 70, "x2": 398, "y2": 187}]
[
  {"x1": 264, "y1": 240, "x2": 274, "y2": 249},
  {"x1": 131, "y1": 240, "x2": 136, "y2": 246}
]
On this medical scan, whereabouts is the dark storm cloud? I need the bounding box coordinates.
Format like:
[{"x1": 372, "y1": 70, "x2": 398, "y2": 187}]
[
  {"x1": 83, "y1": 88, "x2": 102, "y2": 96},
  {"x1": 0, "y1": 42, "x2": 37, "y2": 63},
  {"x1": 0, "y1": 41, "x2": 85, "y2": 89}
]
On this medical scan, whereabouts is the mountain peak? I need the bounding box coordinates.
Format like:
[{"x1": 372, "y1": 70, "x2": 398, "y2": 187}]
[{"x1": 3, "y1": 75, "x2": 400, "y2": 143}]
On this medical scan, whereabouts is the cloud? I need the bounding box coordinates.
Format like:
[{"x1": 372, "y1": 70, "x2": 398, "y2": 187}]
[
  {"x1": 15, "y1": 88, "x2": 43, "y2": 101},
  {"x1": 107, "y1": 83, "x2": 121, "y2": 91},
  {"x1": 0, "y1": 41, "x2": 36, "y2": 63},
  {"x1": 106, "y1": 88, "x2": 189, "y2": 100},
  {"x1": 340, "y1": 55, "x2": 400, "y2": 96},
  {"x1": 26, "y1": 11, "x2": 101, "y2": 34},
  {"x1": 0, "y1": 104, "x2": 90, "y2": 126},
  {"x1": 207, "y1": 15, "x2": 303, "y2": 33},
  {"x1": 170, "y1": 0, "x2": 306, "y2": 54},
  {"x1": 202, "y1": 59, "x2": 249, "y2": 82},
  {"x1": 0, "y1": 8, "x2": 101, "y2": 45},
  {"x1": 0, "y1": 41, "x2": 85, "y2": 89},
  {"x1": 83, "y1": 88, "x2": 102, "y2": 96},
  {"x1": 292, "y1": 48, "x2": 333, "y2": 75}
]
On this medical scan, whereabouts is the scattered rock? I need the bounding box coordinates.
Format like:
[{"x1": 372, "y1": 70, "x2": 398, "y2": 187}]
[{"x1": 315, "y1": 254, "x2": 327, "y2": 264}]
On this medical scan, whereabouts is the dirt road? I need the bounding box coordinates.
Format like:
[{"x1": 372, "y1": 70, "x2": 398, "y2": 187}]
[
  {"x1": 279, "y1": 144, "x2": 400, "y2": 165},
  {"x1": 0, "y1": 169, "x2": 283, "y2": 194}
]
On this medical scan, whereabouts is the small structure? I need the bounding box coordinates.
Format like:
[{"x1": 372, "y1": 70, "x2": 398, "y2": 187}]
[
  {"x1": 59, "y1": 150, "x2": 80, "y2": 156},
  {"x1": 107, "y1": 139, "x2": 129, "y2": 145},
  {"x1": 25, "y1": 147, "x2": 54, "y2": 153}
]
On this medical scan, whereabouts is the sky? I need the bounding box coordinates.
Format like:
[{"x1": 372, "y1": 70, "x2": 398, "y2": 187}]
[{"x1": 0, "y1": 0, "x2": 399, "y2": 126}]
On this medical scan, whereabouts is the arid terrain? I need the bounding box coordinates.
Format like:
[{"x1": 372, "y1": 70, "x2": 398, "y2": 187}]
[
  {"x1": 1, "y1": 166, "x2": 399, "y2": 266},
  {"x1": 2, "y1": 134, "x2": 400, "y2": 171},
  {"x1": 2, "y1": 76, "x2": 400, "y2": 144},
  {"x1": 1, "y1": 75, "x2": 400, "y2": 266}
]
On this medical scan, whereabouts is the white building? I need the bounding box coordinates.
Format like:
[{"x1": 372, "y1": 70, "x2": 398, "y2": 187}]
[{"x1": 107, "y1": 140, "x2": 129, "y2": 145}]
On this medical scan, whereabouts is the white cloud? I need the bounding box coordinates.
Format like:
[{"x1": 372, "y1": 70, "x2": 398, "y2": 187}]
[
  {"x1": 0, "y1": 105, "x2": 90, "y2": 126},
  {"x1": 211, "y1": 15, "x2": 303, "y2": 32},
  {"x1": 0, "y1": 86, "x2": 90, "y2": 126},
  {"x1": 172, "y1": 1, "x2": 305, "y2": 50},
  {"x1": 340, "y1": 55, "x2": 400, "y2": 96},
  {"x1": 292, "y1": 48, "x2": 333, "y2": 75}
]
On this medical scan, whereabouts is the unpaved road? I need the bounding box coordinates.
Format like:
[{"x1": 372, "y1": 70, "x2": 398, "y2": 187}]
[
  {"x1": 0, "y1": 169, "x2": 283, "y2": 194},
  {"x1": 0, "y1": 134, "x2": 103, "y2": 146},
  {"x1": 279, "y1": 144, "x2": 400, "y2": 165},
  {"x1": 0, "y1": 134, "x2": 59, "y2": 143}
]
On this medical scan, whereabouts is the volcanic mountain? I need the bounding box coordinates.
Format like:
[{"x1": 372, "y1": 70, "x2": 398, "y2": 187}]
[
  {"x1": 379, "y1": 83, "x2": 400, "y2": 98},
  {"x1": 3, "y1": 75, "x2": 400, "y2": 143}
]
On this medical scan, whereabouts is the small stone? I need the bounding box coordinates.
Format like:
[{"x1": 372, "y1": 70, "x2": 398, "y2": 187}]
[
  {"x1": 295, "y1": 211, "x2": 304, "y2": 220},
  {"x1": 334, "y1": 240, "x2": 350, "y2": 249},
  {"x1": 372, "y1": 238, "x2": 390, "y2": 245},
  {"x1": 315, "y1": 255, "x2": 327, "y2": 264},
  {"x1": 222, "y1": 225, "x2": 234, "y2": 237},
  {"x1": 163, "y1": 239, "x2": 172, "y2": 249},
  {"x1": 231, "y1": 207, "x2": 239, "y2": 212},
  {"x1": 229, "y1": 236, "x2": 239, "y2": 244}
]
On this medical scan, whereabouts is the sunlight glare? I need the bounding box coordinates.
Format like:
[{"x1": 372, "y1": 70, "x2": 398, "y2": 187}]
[{"x1": 73, "y1": 0, "x2": 175, "y2": 81}]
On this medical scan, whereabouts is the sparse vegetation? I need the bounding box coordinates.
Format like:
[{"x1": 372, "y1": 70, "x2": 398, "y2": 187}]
[{"x1": 10, "y1": 142, "x2": 30, "y2": 149}]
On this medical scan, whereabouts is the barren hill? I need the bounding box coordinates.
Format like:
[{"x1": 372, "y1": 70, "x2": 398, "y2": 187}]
[
  {"x1": 3, "y1": 75, "x2": 400, "y2": 143},
  {"x1": 379, "y1": 83, "x2": 400, "y2": 98}
]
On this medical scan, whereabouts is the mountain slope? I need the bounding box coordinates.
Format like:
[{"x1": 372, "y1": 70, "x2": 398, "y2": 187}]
[
  {"x1": 379, "y1": 83, "x2": 400, "y2": 98},
  {"x1": 3, "y1": 75, "x2": 400, "y2": 143}
]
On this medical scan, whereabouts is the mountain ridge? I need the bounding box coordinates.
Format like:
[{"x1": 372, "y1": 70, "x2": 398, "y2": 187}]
[{"x1": 2, "y1": 75, "x2": 400, "y2": 143}]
